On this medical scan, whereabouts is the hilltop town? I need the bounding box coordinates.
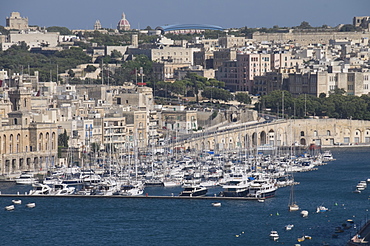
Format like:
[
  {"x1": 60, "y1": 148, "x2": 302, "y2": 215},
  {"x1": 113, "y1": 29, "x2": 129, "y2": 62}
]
[{"x1": 0, "y1": 12, "x2": 369, "y2": 177}]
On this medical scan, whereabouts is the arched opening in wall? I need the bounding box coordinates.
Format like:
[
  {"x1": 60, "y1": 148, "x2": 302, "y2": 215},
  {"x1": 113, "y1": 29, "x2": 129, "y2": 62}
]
[
  {"x1": 228, "y1": 138, "x2": 233, "y2": 150},
  {"x1": 195, "y1": 143, "x2": 199, "y2": 150},
  {"x1": 19, "y1": 158, "x2": 23, "y2": 170},
  {"x1": 46, "y1": 133, "x2": 49, "y2": 151},
  {"x1": 11, "y1": 159, "x2": 16, "y2": 173},
  {"x1": 245, "y1": 134, "x2": 250, "y2": 148},
  {"x1": 300, "y1": 131, "x2": 305, "y2": 136},
  {"x1": 2, "y1": 135, "x2": 5, "y2": 153},
  {"x1": 327, "y1": 130, "x2": 331, "y2": 136},
  {"x1": 39, "y1": 133, "x2": 43, "y2": 151},
  {"x1": 344, "y1": 128, "x2": 351, "y2": 144},
  {"x1": 365, "y1": 129, "x2": 370, "y2": 143},
  {"x1": 268, "y1": 129, "x2": 274, "y2": 146},
  {"x1": 10, "y1": 134, "x2": 13, "y2": 154},
  {"x1": 52, "y1": 132, "x2": 56, "y2": 150},
  {"x1": 215, "y1": 143, "x2": 220, "y2": 151},
  {"x1": 207, "y1": 141, "x2": 211, "y2": 150},
  {"x1": 260, "y1": 131, "x2": 267, "y2": 145},
  {"x1": 211, "y1": 139, "x2": 215, "y2": 150},
  {"x1": 354, "y1": 129, "x2": 361, "y2": 144},
  {"x1": 300, "y1": 138, "x2": 306, "y2": 146},
  {"x1": 34, "y1": 157, "x2": 38, "y2": 171},
  {"x1": 201, "y1": 142, "x2": 205, "y2": 150},
  {"x1": 27, "y1": 158, "x2": 31, "y2": 169},
  {"x1": 252, "y1": 132, "x2": 257, "y2": 146},
  {"x1": 5, "y1": 160, "x2": 10, "y2": 173}
]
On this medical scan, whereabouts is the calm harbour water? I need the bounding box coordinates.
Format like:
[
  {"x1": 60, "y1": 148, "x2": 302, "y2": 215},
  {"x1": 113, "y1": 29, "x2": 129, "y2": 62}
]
[{"x1": 1, "y1": 147, "x2": 370, "y2": 246}]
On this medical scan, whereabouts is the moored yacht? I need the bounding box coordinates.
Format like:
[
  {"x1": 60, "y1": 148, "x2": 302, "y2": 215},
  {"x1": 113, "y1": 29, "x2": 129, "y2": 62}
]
[
  {"x1": 49, "y1": 184, "x2": 76, "y2": 195},
  {"x1": 15, "y1": 172, "x2": 37, "y2": 185},
  {"x1": 29, "y1": 183, "x2": 52, "y2": 195},
  {"x1": 220, "y1": 179, "x2": 250, "y2": 197},
  {"x1": 247, "y1": 177, "x2": 277, "y2": 199},
  {"x1": 179, "y1": 185, "x2": 208, "y2": 197}
]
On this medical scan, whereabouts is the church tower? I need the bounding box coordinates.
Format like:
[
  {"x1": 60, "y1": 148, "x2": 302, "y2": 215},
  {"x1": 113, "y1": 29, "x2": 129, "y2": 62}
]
[
  {"x1": 94, "y1": 20, "x2": 102, "y2": 30},
  {"x1": 117, "y1": 12, "x2": 130, "y2": 31}
]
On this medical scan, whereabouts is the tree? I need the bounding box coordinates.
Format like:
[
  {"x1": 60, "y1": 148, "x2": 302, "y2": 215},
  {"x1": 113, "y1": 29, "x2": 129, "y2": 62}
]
[
  {"x1": 235, "y1": 93, "x2": 251, "y2": 104},
  {"x1": 339, "y1": 24, "x2": 360, "y2": 32},
  {"x1": 58, "y1": 130, "x2": 69, "y2": 148},
  {"x1": 68, "y1": 69, "x2": 75, "y2": 77},
  {"x1": 298, "y1": 21, "x2": 312, "y2": 29},
  {"x1": 46, "y1": 26, "x2": 72, "y2": 35},
  {"x1": 84, "y1": 65, "x2": 97, "y2": 73}
]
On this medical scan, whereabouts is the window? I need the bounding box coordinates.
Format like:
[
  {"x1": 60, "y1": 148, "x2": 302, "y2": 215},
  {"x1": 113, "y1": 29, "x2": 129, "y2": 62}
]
[{"x1": 300, "y1": 131, "x2": 305, "y2": 136}]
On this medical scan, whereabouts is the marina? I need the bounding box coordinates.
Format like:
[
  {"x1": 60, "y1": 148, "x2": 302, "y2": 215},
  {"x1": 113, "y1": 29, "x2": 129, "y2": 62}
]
[{"x1": 0, "y1": 147, "x2": 369, "y2": 245}]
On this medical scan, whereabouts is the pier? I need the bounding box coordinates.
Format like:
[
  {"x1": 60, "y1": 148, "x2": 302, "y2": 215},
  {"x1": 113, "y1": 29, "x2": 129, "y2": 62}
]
[{"x1": 0, "y1": 193, "x2": 263, "y2": 200}]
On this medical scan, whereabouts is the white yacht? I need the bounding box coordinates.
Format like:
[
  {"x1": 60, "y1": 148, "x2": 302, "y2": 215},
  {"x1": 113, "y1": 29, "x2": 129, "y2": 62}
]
[
  {"x1": 179, "y1": 185, "x2": 208, "y2": 197},
  {"x1": 269, "y1": 230, "x2": 279, "y2": 241},
  {"x1": 221, "y1": 178, "x2": 250, "y2": 197},
  {"x1": 50, "y1": 184, "x2": 76, "y2": 195},
  {"x1": 15, "y1": 172, "x2": 37, "y2": 185},
  {"x1": 322, "y1": 150, "x2": 334, "y2": 161},
  {"x1": 29, "y1": 183, "x2": 51, "y2": 195},
  {"x1": 247, "y1": 177, "x2": 277, "y2": 199}
]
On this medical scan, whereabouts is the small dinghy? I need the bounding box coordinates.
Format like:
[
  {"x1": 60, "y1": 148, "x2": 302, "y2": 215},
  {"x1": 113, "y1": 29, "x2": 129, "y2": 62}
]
[
  {"x1": 300, "y1": 210, "x2": 309, "y2": 217},
  {"x1": 26, "y1": 203, "x2": 36, "y2": 208},
  {"x1": 212, "y1": 202, "x2": 221, "y2": 207},
  {"x1": 12, "y1": 199, "x2": 22, "y2": 205},
  {"x1": 285, "y1": 224, "x2": 294, "y2": 231},
  {"x1": 5, "y1": 205, "x2": 15, "y2": 211}
]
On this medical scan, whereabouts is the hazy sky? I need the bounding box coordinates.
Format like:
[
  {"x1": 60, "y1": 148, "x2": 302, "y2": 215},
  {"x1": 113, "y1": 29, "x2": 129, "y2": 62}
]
[{"x1": 1, "y1": 0, "x2": 369, "y2": 30}]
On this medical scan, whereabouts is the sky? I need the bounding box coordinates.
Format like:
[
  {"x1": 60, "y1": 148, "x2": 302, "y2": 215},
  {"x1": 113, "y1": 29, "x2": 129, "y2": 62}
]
[{"x1": 1, "y1": 0, "x2": 369, "y2": 30}]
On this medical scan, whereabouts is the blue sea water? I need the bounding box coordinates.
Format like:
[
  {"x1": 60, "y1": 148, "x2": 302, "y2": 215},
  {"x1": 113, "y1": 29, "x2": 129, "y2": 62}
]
[{"x1": 1, "y1": 147, "x2": 370, "y2": 246}]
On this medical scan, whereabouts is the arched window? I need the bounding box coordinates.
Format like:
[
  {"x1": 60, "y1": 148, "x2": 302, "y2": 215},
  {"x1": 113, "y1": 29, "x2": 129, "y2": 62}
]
[
  {"x1": 313, "y1": 130, "x2": 318, "y2": 137},
  {"x1": 300, "y1": 131, "x2": 305, "y2": 136},
  {"x1": 327, "y1": 130, "x2": 331, "y2": 136}
]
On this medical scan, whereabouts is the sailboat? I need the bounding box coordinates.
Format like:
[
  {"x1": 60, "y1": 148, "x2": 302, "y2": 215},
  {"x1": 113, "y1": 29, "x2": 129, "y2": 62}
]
[{"x1": 288, "y1": 175, "x2": 299, "y2": 211}]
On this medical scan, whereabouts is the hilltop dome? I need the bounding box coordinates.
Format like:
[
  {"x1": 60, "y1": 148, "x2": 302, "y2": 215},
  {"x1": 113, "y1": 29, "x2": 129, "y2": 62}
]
[{"x1": 117, "y1": 12, "x2": 130, "y2": 31}]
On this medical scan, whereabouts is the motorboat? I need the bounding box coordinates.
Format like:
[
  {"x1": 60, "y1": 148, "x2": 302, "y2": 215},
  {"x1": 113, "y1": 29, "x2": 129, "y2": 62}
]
[
  {"x1": 26, "y1": 203, "x2": 36, "y2": 208},
  {"x1": 50, "y1": 184, "x2": 76, "y2": 195},
  {"x1": 5, "y1": 205, "x2": 15, "y2": 211},
  {"x1": 15, "y1": 172, "x2": 37, "y2": 185},
  {"x1": 322, "y1": 150, "x2": 334, "y2": 161},
  {"x1": 116, "y1": 184, "x2": 144, "y2": 196},
  {"x1": 29, "y1": 183, "x2": 52, "y2": 195},
  {"x1": 285, "y1": 224, "x2": 294, "y2": 231},
  {"x1": 163, "y1": 180, "x2": 182, "y2": 187},
  {"x1": 301, "y1": 210, "x2": 309, "y2": 217},
  {"x1": 179, "y1": 185, "x2": 208, "y2": 197},
  {"x1": 269, "y1": 230, "x2": 279, "y2": 241},
  {"x1": 316, "y1": 205, "x2": 329, "y2": 213},
  {"x1": 212, "y1": 202, "x2": 221, "y2": 207},
  {"x1": 12, "y1": 199, "x2": 21, "y2": 205},
  {"x1": 247, "y1": 178, "x2": 277, "y2": 199},
  {"x1": 356, "y1": 181, "x2": 367, "y2": 190},
  {"x1": 220, "y1": 178, "x2": 250, "y2": 197},
  {"x1": 144, "y1": 179, "x2": 164, "y2": 187}
]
